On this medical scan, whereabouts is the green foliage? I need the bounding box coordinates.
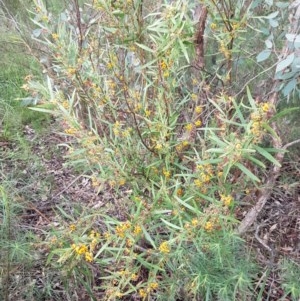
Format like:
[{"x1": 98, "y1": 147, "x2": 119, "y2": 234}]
[
  {"x1": 0, "y1": 186, "x2": 33, "y2": 301},
  {"x1": 280, "y1": 259, "x2": 300, "y2": 300},
  {"x1": 16, "y1": 0, "x2": 299, "y2": 300}
]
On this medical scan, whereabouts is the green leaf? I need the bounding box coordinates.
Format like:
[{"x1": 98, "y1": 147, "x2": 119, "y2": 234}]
[
  {"x1": 29, "y1": 107, "x2": 56, "y2": 114},
  {"x1": 244, "y1": 155, "x2": 266, "y2": 168},
  {"x1": 253, "y1": 145, "x2": 281, "y2": 167},
  {"x1": 232, "y1": 98, "x2": 246, "y2": 124},
  {"x1": 178, "y1": 39, "x2": 190, "y2": 63},
  {"x1": 270, "y1": 107, "x2": 300, "y2": 121},
  {"x1": 265, "y1": 11, "x2": 279, "y2": 19},
  {"x1": 246, "y1": 86, "x2": 256, "y2": 109},
  {"x1": 135, "y1": 254, "x2": 164, "y2": 271},
  {"x1": 135, "y1": 42, "x2": 154, "y2": 53},
  {"x1": 286, "y1": 34, "x2": 300, "y2": 43},
  {"x1": 141, "y1": 226, "x2": 156, "y2": 249},
  {"x1": 161, "y1": 218, "x2": 183, "y2": 230},
  {"x1": 206, "y1": 148, "x2": 225, "y2": 154},
  {"x1": 235, "y1": 162, "x2": 260, "y2": 182},
  {"x1": 55, "y1": 206, "x2": 75, "y2": 221},
  {"x1": 283, "y1": 79, "x2": 297, "y2": 96},
  {"x1": 174, "y1": 195, "x2": 198, "y2": 213},
  {"x1": 276, "y1": 53, "x2": 295, "y2": 73},
  {"x1": 256, "y1": 49, "x2": 271, "y2": 62}
]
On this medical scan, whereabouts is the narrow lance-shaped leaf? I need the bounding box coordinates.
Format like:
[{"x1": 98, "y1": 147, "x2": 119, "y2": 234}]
[
  {"x1": 235, "y1": 162, "x2": 260, "y2": 182},
  {"x1": 253, "y1": 145, "x2": 281, "y2": 167}
]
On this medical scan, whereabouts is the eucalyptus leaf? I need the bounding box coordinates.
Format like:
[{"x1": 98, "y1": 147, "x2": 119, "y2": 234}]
[
  {"x1": 282, "y1": 79, "x2": 297, "y2": 96},
  {"x1": 32, "y1": 28, "x2": 42, "y2": 37},
  {"x1": 257, "y1": 49, "x2": 271, "y2": 62},
  {"x1": 269, "y1": 19, "x2": 279, "y2": 28},
  {"x1": 265, "y1": 11, "x2": 279, "y2": 19},
  {"x1": 276, "y1": 53, "x2": 295, "y2": 73}
]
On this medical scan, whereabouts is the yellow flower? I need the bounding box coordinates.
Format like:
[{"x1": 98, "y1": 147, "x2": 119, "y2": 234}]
[
  {"x1": 155, "y1": 143, "x2": 163, "y2": 151},
  {"x1": 107, "y1": 62, "x2": 114, "y2": 69},
  {"x1": 118, "y1": 178, "x2": 126, "y2": 186},
  {"x1": 145, "y1": 109, "x2": 151, "y2": 117},
  {"x1": 194, "y1": 120, "x2": 202, "y2": 127},
  {"x1": 191, "y1": 218, "x2": 198, "y2": 226},
  {"x1": 115, "y1": 292, "x2": 123, "y2": 298},
  {"x1": 64, "y1": 127, "x2": 77, "y2": 135},
  {"x1": 261, "y1": 102, "x2": 271, "y2": 112},
  {"x1": 204, "y1": 221, "x2": 213, "y2": 232},
  {"x1": 69, "y1": 224, "x2": 76, "y2": 232},
  {"x1": 85, "y1": 251, "x2": 93, "y2": 262},
  {"x1": 195, "y1": 106, "x2": 203, "y2": 114},
  {"x1": 41, "y1": 15, "x2": 49, "y2": 22},
  {"x1": 67, "y1": 67, "x2": 76, "y2": 75},
  {"x1": 182, "y1": 140, "x2": 189, "y2": 147},
  {"x1": 160, "y1": 61, "x2": 167, "y2": 70},
  {"x1": 139, "y1": 289, "x2": 147, "y2": 298},
  {"x1": 210, "y1": 23, "x2": 217, "y2": 30},
  {"x1": 191, "y1": 93, "x2": 198, "y2": 101},
  {"x1": 220, "y1": 194, "x2": 233, "y2": 206},
  {"x1": 185, "y1": 123, "x2": 193, "y2": 131},
  {"x1": 163, "y1": 168, "x2": 171, "y2": 178},
  {"x1": 51, "y1": 33, "x2": 59, "y2": 40},
  {"x1": 163, "y1": 71, "x2": 169, "y2": 78},
  {"x1": 131, "y1": 273, "x2": 138, "y2": 281},
  {"x1": 194, "y1": 179, "x2": 202, "y2": 187},
  {"x1": 176, "y1": 188, "x2": 183, "y2": 196},
  {"x1": 104, "y1": 232, "x2": 111, "y2": 240},
  {"x1": 126, "y1": 238, "x2": 133, "y2": 247},
  {"x1": 159, "y1": 241, "x2": 170, "y2": 254},
  {"x1": 133, "y1": 225, "x2": 142, "y2": 236},
  {"x1": 150, "y1": 282, "x2": 158, "y2": 290}
]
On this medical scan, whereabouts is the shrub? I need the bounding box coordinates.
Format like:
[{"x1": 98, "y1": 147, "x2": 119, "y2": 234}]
[{"x1": 24, "y1": 0, "x2": 288, "y2": 299}]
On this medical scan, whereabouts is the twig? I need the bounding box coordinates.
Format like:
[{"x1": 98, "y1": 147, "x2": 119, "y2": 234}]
[
  {"x1": 255, "y1": 224, "x2": 272, "y2": 253},
  {"x1": 283, "y1": 138, "x2": 300, "y2": 150},
  {"x1": 27, "y1": 201, "x2": 51, "y2": 223},
  {"x1": 50, "y1": 174, "x2": 83, "y2": 200}
]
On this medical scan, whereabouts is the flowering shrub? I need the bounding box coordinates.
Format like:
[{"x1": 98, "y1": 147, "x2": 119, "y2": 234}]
[{"x1": 26, "y1": 0, "x2": 283, "y2": 299}]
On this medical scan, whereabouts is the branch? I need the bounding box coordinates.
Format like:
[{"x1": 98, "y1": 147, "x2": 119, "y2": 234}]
[{"x1": 237, "y1": 1, "x2": 300, "y2": 235}]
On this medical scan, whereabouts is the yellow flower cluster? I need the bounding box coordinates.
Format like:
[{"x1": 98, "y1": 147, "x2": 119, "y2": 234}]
[
  {"x1": 51, "y1": 33, "x2": 59, "y2": 40},
  {"x1": 66, "y1": 67, "x2": 76, "y2": 76},
  {"x1": 69, "y1": 224, "x2": 76, "y2": 232},
  {"x1": 65, "y1": 127, "x2": 78, "y2": 135},
  {"x1": 194, "y1": 120, "x2": 202, "y2": 127},
  {"x1": 220, "y1": 194, "x2": 233, "y2": 206},
  {"x1": 219, "y1": 40, "x2": 231, "y2": 59},
  {"x1": 250, "y1": 102, "x2": 272, "y2": 142},
  {"x1": 210, "y1": 22, "x2": 217, "y2": 30},
  {"x1": 89, "y1": 230, "x2": 100, "y2": 252},
  {"x1": 138, "y1": 282, "x2": 159, "y2": 298},
  {"x1": 195, "y1": 106, "x2": 203, "y2": 114},
  {"x1": 204, "y1": 221, "x2": 214, "y2": 232},
  {"x1": 133, "y1": 225, "x2": 142, "y2": 236},
  {"x1": 113, "y1": 121, "x2": 121, "y2": 137},
  {"x1": 139, "y1": 289, "x2": 147, "y2": 298},
  {"x1": 194, "y1": 163, "x2": 213, "y2": 189},
  {"x1": 71, "y1": 243, "x2": 93, "y2": 262},
  {"x1": 159, "y1": 241, "x2": 170, "y2": 254},
  {"x1": 162, "y1": 168, "x2": 171, "y2": 178},
  {"x1": 191, "y1": 93, "x2": 198, "y2": 101},
  {"x1": 176, "y1": 140, "x2": 189, "y2": 152},
  {"x1": 185, "y1": 123, "x2": 194, "y2": 132},
  {"x1": 115, "y1": 221, "x2": 131, "y2": 238}
]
